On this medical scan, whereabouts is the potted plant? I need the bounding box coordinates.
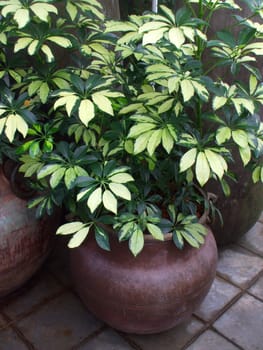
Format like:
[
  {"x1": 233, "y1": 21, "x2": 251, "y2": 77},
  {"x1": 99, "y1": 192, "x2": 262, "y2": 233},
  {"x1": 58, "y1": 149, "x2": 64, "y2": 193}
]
[{"x1": 1, "y1": 0, "x2": 262, "y2": 333}]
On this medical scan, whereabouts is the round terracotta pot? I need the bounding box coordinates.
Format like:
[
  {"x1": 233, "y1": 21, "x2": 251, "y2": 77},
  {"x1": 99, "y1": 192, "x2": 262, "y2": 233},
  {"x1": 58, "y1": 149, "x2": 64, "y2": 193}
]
[
  {"x1": 0, "y1": 167, "x2": 55, "y2": 298},
  {"x1": 70, "y1": 226, "x2": 217, "y2": 334}
]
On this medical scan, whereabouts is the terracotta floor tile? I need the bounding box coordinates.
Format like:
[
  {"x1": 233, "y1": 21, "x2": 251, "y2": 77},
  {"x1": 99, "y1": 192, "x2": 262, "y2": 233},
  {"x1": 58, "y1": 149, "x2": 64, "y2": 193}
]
[
  {"x1": 128, "y1": 317, "x2": 204, "y2": 350},
  {"x1": 185, "y1": 330, "x2": 239, "y2": 350},
  {"x1": 194, "y1": 277, "x2": 241, "y2": 322},
  {"x1": 78, "y1": 329, "x2": 134, "y2": 349},
  {"x1": 15, "y1": 292, "x2": 103, "y2": 350},
  {"x1": 214, "y1": 294, "x2": 263, "y2": 350},
  {"x1": 4, "y1": 270, "x2": 63, "y2": 319},
  {"x1": 216, "y1": 246, "x2": 263, "y2": 288},
  {"x1": 249, "y1": 275, "x2": 263, "y2": 301},
  {"x1": 238, "y1": 222, "x2": 263, "y2": 256},
  {"x1": 0, "y1": 326, "x2": 28, "y2": 349}
]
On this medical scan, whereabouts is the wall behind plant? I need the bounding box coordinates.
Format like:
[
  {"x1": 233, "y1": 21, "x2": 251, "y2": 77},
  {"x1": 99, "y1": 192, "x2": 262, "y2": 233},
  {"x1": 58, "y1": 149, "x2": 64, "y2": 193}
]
[{"x1": 99, "y1": 0, "x2": 120, "y2": 18}]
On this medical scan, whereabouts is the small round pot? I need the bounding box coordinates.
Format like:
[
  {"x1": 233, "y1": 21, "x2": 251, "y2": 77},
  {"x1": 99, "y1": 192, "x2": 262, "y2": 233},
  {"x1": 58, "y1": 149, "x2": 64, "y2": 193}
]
[
  {"x1": 70, "y1": 225, "x2": 217, "y2": 334},
  {"x1": 0, "y1": 167, "x2": 56, "y2": 297}
]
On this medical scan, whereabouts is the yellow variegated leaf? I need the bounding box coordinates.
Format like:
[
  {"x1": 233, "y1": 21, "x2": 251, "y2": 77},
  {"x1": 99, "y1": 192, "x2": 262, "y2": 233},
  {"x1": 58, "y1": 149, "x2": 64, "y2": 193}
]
[
  {"x1": 47, "y1": 36, "x2": 72, "y2": 48},
  {"x1": 28, "y1": 40, "x2": 39, "y2": 56},
  {"x1": 180, "y1": 79, "x2": 194, "y2": 102},
  {"x1": 109, "y1": 183, "x2": 131, "y2": 200},
  {"x1": 195, "y1": 152, "x2": 210, "y2": 186},
  {"x1": 41, "y1": 44, "x2": 54, "y2": 62},
  {"x1": 14, "y1": 8, "x2": 30, "y2": 28},
  {"x1": 87, "y1": 187, "x2": 102, "y2": 213},
  {"x1": 68, "y1": 226, "x2": 90, "y2": 248},
  {"x1": 180, "y1": 148, "x2": 197, "y2": 172},
  {"x1": 204, "y1": 149, "x2": 225, "y2": 179},
  {"x1": 103, "y1": 190, "x2": 117, "y2": 214},
  {"x1": 78, "y1": 99, "x2": 95, "y2": 126},
  {"x1": 14, "y1": 37, "x2": 33, "y2": 52},
  {"x1": 239, "y1": 146, "x2": 251, "y2": 166},
  {"x1": 92, "y1": 93, "x2": 113, "y2": 115},
  {"x1": 213, "y1": 96, "x2": 228, "y2": 111},
  {"x1": 31, "y1": 3, "x2": 57, "y2": 21},
  {"x1": 168, "y1": 27, "x2": 185, "y2": 48},
  {"x1": 142, "y1": 28, "x2": 166, "y2": 45},
  {"x1": 65, "y1": 95, "x2": 79, "y2": 116}
]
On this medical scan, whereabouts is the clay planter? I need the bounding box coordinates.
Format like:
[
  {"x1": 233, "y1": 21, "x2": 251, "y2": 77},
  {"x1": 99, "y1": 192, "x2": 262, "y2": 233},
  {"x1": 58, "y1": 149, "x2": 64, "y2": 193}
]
[
  {"x1": 70, "y1": 226, "x2": 217, "y2": 334},
  {"x1": 0, "y1": 167, "x2": 55, "y2": 297}
]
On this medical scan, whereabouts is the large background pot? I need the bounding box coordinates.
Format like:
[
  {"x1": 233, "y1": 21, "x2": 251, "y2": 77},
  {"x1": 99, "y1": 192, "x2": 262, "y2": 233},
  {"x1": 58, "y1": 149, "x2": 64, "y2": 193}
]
[
  {"x1": 70, "y1": 227, "x2": 217, "y2": 334},
  {"x1": 207, "y1": 156, "x2": 263, "y2": 245},
  {"x1": 0, "y1": 167, "x2": 55, "y2": 297}
]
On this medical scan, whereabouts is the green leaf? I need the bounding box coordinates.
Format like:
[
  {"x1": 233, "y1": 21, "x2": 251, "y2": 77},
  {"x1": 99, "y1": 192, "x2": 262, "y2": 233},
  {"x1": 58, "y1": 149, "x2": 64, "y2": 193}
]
[
  {"x1": 195, "y1": 152, "x2": 210, "y2": 186},
  {"x1": 50, "y1": 167, "x2": 66, "y2": 188},
  {"x1": 161, "y1": 127, "x2": 174, "y2": 153},
  {"x1": 109, "y1": 182, "x2": 131, "y2": 200},
  {"x1": 95, "y1": 225, "x2": 110, "y2": 251},
  {"x1": 103, "y1": 190, "x2": 117, "y2": 214},
  {"x1": 181, "y1": 231, "x2": 200, "y2": 248},
  {"x1": 146, "y1": 223, "x2": 164, "y2": 241},
  {"x1": 56, "y1": 221, "x2": 86, "y2": 235},
  {"x1": 28, "y1": 80, "x2": 42, "y2": 96},
  {"x1": 180, "y1": 148, "x2": 197, "y2": 172},
  {"x1": 87, "y1": 186, "x2": 102, "y2": 213},
  {"x1": 216, "y1": 126, "x2": 231, "y2": 144},
  {"x1": 66, "y1": 1, "x2": 77, "y2": 20},
  {"x1": 68, "y1": 226, "x2": 90, "y2": 248},
  {"x1": 239, "y1": 146, "x2": 251, "y2": 166},
  {"x1": 173, "y1": 230, "x2": 184, "y2": 250},
  {"x1": 221, "y1": 178, "x2": 231, "y2": 197},
  {"x1": 232, "y1": 130, "x2": 248, "y2": 147},
  {"x1": 92, "y1": 93, "x2": 113, "y2": 115},
  {"x1": 249, "y1": 74, "x2": 257, "y2": 94},
  {"x1": 129, "y1": 227, "x2": 144, "y2": 257},
  {"x1": 39, "y1": 82, "x2": 49, "y2": 103},
  {"x1": 65, "y1": 167, "x2": 77, "y2": 189},
  {"x1": 37, "y1": 164, "x2": 61, "y2": 179},
  {"x1": 252, "y1": 166, "x2": 260, "y2": 183},
  {"x1": 79, "y1": 99, "x2": 95, "y2": 126}
]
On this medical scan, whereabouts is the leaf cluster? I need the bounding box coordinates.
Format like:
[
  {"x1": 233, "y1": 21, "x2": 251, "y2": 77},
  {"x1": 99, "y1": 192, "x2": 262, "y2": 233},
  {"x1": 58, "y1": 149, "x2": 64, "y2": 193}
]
[{"x1": 1, "y1": 0, "x2": 263, "y2": 255}]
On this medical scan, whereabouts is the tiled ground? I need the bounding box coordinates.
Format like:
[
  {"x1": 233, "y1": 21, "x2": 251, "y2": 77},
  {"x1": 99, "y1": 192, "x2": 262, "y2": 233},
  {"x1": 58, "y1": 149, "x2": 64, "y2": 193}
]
[{"x1": 1, "y1": 219, "x2": 263, "y2": 350}]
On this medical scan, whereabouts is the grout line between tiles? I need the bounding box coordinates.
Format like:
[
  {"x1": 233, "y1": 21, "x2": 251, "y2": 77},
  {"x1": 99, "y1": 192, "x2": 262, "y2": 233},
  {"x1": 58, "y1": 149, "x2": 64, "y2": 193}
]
[
  {"x1": 0, "y1": 289, "x2": 69, "y2": 331},
  {"x1": 0, "y1": 311, "x2": 36, "y2": 350},
  {"x1": 236, "y1": 242, "x2": 263, "y2": 258},
  {"x1": 119, "y1": 332, "x2": 144, "y2": 350},
  {"x1": 70, "y1": 324, "x2": 107, "y2": 349}
]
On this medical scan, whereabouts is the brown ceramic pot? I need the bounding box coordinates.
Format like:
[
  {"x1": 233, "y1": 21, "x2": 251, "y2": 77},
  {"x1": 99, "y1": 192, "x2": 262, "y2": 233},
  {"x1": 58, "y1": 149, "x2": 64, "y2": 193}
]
[
  {"x1": 70, "y1": 225, "x2": 217, "y2": 334},
  {"x1": 0, "y1": 167, "x2": 55, "y2": 297}
]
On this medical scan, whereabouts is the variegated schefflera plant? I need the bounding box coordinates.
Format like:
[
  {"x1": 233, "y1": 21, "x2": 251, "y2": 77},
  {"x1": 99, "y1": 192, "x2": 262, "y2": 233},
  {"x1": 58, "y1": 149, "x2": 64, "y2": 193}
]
[{"x1": 0, "y1": 0, "x2": 263, "y2": 256}]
